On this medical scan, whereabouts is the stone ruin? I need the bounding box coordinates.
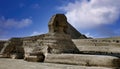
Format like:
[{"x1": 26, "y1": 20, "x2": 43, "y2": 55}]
[
  {"x1": 48, "y1": 14, "x2": 87, "y2": 39},
  {"x1": 0, "y1": 38, "x2": 24, "y2": 59},
  {"x1": 1, "y1": 14, "x2": 120, "y2": 68},
  {"x1": 0, "y1": 14, "x2": 84, "y2": 61}
]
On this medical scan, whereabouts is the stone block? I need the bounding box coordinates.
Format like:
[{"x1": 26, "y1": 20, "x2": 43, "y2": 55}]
[{"x1": 45, "y1": 54, "x2": 120, "y2": 67}]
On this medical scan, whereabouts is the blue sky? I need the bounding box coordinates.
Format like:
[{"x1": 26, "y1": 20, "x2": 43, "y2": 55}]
[{"x1": 0, "y1": 0, "x2": 120, "y2": 40}]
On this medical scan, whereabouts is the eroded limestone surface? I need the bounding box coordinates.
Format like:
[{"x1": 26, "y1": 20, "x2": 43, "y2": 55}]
[
  {"x1": 48, "y1": 14, "x2": 87, "y2": 39},
  {"x1": 0, "y1": 14, "x2": 81, "y2": 62},
  {"x1": 0, "y1": 38, "x2": 24, "y2": 59},
  {"x1": 0, "y1": 14, "x2": 120, "y2": 68},
  {"x1": 0, "y1": 14, "x2": 87, "y2": 60},
  {"x1": 0, "y1": 41, "x2": 6, "y2": 53},
  {"x1": 23, "y1": 14, "x2": 80, "y2": 61}
]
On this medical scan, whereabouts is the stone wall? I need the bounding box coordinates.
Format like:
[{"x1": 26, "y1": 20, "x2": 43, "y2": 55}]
[
  {"x1": 45, "y1": 54, "x2": 120, "y2": 67},
  {"x1": 72, "y1": 39, "x2": 120, "y2": 46},
  {"x1": 72, "y1": 39, "x2": 120, "y2": 57},
  {"x1": 23, "y1": 34, "x2": 47, "y2": 62}
]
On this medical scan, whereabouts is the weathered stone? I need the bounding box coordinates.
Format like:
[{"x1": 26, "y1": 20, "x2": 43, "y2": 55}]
[
  {"x1": 0, "y1": 38, "x2": 24, "y2": 59},
  {"x1": 0, "y1": 14, "x2": 86, "y2": 60},
  {"x1": 0, "y1": 41, "x2": 6, "y2": 54},
  {"x1": 45, "y1": 14, "x2": 80, "y2": 53},
  {"x1": 48, "y1": 14, "x2": 68, "y2": 34},
  {"x1": 1, "y1": 14, "x2": 120, "y2": 68},
  {"x1": 45, "y1": 54, "x2": 120, "y2": 67},
  {"x1": 21, "y1": 14, "x2": 81, "y2": 62},
  {"x1": 72, "y1": 39, "x2": 120, "y2": 57},
  {"x1": 24, "y1": 53, "x2": 45, "y2": 62},
  {"x1": 48, "y1": 14, "x2": 87, "y2": 39},
  {"x1": 23, "y1": 44, "x2": 47, "y2": 62},
  {"x1": 23, "y1": 34, "x2": 47, "y2": 62},
  {"x1": 42, "y1": 33, "x2": 80, "y2": 54},
  {"x1": 0, "y1": 58, "x2": 115, "y2": 69},
  {"x1": 23, "y1": 14, "x2": 80, "y2": 57}
]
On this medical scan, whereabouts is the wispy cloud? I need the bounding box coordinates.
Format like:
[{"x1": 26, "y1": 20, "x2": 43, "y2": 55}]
[
  {"x1": 19, "y1": 3, "x2": 25, "y2": 8},
  {"x1": 30, "y1": 31, "x2": 44, "y2": 36},
  {"x1": 31, "y1": 4, "x2": 41, "y2": 9},
  {"x1": 60, "y1": 0, "x2": 120, "y2": 29},
  {"x1": 85, "y1": 32, "x2": 94, "y2": 38},
  {"x1": 0, "y1": 16, "x2": 32, "y2": 28}
]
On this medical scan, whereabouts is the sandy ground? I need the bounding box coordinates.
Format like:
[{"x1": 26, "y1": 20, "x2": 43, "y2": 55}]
[{"x1": 0, "y1": 58, "x2": 116, "y2": 69}]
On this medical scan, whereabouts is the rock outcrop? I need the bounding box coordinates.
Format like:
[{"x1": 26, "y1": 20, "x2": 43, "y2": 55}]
[
  {"x1": 0, "y1": 14, "x2": 86, "y2": 59},
  {"x1": 48, "y1": 14, "x2": 87, "y2": 39},
  {"x1": 45, "y1": 54, "x2": 120, "y2": 67},
  {"x1": 0, "y1": 38, "x2": 24, "y2": 59},
  {"x1": 23, "y1": 34, "x2": 47, "y2": 62},
  {"x1": 22, "y1": 14, "x2": 80, "y2": 61},
  {"x1": 0, "y1": 41, "x2": 6, "y2": 53},
  {"x1": 46, "y1": 14, "x2": 80, "y2": 53},
  {"x1": 0, "y1": 14, "x2": 120, "y2": 68}
]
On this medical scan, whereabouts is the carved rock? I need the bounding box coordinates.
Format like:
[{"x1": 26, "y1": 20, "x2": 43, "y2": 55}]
[
  {"x1": 45, "y1": 14, "x2": 80, "y2": 53},
  {"x1": 45, "y1": 54, "x2": 120, "y2": 67},
  {"x1": 0, "y1": 38, "x2": 24, "y2": 59},
  {"x1": 22, "y1": 14, "x2": 80, "y2": 62}
]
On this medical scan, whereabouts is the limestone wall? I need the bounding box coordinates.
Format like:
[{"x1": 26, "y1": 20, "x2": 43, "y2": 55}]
[
  {"x1": 23, "y1": 33, "x2": 80, "y2": 55},
  {"x1": 72, "y1": 39, "x2": 120, "y2": 57},
  {"x1": 73, "y1": 39, "x2": 120, "y2": 46},
  {"x1": 22, "y1": 35, "x2": 45, "y2": 55},
  {"x1": 45, "y1": 54, "x2": 120, "y2": 67},
  {"x1": 42, "y1": 33, "x2": 80, "y2": 54}
]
